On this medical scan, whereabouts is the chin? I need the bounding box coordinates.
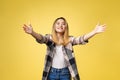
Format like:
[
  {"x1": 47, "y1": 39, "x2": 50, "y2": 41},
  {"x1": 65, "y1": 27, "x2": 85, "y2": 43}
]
[{"x1": 56, "y1": 31, "x2": 64, "y2": 34}]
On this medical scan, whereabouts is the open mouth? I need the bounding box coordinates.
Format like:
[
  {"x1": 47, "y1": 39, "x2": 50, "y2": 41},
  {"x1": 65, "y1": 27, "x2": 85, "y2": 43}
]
[{"x1": 57, "y1": 28, "x2": 63, "y2": 30}]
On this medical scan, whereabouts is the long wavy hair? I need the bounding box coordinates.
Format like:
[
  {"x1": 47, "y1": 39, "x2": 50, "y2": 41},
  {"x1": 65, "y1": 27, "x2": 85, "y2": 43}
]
[{"x1": 52, "y1": 17, "x2": 70, "y2": 45}]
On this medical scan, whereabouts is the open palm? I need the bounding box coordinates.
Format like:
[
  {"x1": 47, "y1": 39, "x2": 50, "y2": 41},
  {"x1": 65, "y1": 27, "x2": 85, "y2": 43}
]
[
  {"x1": 23, "y1": 24, "x2": 33, "y2": 34},
  {"x1": 94, "y1": 23, "x2": 106, "y2": 34}
]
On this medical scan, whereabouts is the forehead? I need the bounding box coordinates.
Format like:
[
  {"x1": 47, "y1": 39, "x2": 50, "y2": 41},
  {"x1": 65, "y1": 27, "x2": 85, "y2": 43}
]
[{"x1": 56, "y1": 19, "x2": 65, "y2": 23}]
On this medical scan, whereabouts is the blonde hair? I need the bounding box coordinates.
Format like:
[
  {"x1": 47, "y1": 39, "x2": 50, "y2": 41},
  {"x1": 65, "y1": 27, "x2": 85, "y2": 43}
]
[{"x1": 52, "y1": 17, "x2": 70, "y2": 45}]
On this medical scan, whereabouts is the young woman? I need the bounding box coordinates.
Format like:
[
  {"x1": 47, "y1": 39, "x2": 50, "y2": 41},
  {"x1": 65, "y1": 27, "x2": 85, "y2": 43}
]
[{"x1": 23, "y1": 17, "x2": 106, "y2": 80}]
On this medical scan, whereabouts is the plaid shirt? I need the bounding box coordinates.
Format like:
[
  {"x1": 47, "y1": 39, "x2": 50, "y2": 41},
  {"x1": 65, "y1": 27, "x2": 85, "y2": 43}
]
[{"x1": 36, "y1": 34, "x2": 88, "y2": 80}]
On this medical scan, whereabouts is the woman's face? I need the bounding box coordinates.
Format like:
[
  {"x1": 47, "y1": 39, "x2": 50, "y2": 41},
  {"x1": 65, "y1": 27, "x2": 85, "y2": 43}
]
[{"x1": 54, "y1": 19, "x2": 67, "y2": 34}]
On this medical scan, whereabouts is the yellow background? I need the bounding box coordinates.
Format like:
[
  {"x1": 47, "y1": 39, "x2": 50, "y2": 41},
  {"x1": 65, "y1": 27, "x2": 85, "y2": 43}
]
[{"x1": 0, "y1": 0, "x2": 120, "y2": 80}]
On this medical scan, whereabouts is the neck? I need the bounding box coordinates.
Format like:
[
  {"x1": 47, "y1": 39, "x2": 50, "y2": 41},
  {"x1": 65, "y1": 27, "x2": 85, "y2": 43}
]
[{"x1": 56, "y1": 33, "x2": 64, "y2": 39}]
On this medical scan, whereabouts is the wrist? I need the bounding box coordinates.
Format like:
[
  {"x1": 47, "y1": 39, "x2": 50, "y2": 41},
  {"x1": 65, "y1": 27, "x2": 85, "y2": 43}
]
[
  {"x1": 30, "y1": 30, "x2": 34, "y2": 35},
  {"x1": 91, "y1": 30, "x2": 97, "y2": 35}
]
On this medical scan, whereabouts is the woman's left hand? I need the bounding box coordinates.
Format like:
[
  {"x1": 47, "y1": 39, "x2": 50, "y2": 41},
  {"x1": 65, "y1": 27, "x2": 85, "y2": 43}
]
[{"x1": 93, "y1": 22, "x2": 106, "y2": 34}]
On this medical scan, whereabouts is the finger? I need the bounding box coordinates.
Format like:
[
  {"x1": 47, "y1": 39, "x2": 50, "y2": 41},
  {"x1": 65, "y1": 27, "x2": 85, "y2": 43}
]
[
  {"x1": 24, "y1": 24, "x2": 28, "y2": 27},
  {"x1": 23, "y1": 25, "x2": 28, "y2": 30},
  {"x1": 102, "y1": 27, "x2": 106, "y2": 31},
  {"x1": 102, "y1": 29, "x2": 105, "y2": 32},
  {"x1": 103, "y1": 27, "x2": 106, "y2": 31},
  {"x1": 29, "y1": 24, "x2": 32, "y2": 27},
  {"x1": 28, "y1": 21, "x2": 31, "y2": 25},
  {"x1": 23, "y1": 27, "x2": 27, "y2": 32},
  {"x1": 101, "y1": 24, "x2": 106, "y2": 27},
  {"x1": 23, "y1": 24, "x2": 27, "y2": 27},
  {"x1": 23, "y1": 25, "x2": 26, "y2": 29},
  {"x1": 23, "y1": 26, "x2": 27, "y2": 30},
  {"x1": 97, "y1": 22, "x2": 100, "y2": 26}
]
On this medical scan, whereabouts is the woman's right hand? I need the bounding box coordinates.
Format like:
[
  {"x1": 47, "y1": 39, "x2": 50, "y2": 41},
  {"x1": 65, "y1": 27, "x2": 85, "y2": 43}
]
[{"x1": 23, "y1": 24, "x2": 33, "y2": 34}]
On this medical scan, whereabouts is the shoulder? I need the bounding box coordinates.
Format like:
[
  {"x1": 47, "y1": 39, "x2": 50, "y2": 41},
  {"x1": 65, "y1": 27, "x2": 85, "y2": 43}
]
[
  {"x1": 45, "y1": 34, "x2": 52, "y2": 40},
  {"x1": 69, "y1": 36, "x2": 74, "y2": 42}
]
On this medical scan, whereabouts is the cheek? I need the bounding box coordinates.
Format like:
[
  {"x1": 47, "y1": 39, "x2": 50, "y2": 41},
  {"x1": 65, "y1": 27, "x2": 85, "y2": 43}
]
[
  {"x1": 55, "y1": 27, "x2": 59, "y2": 32},
  {"x1": 55, "y1": 25, "x2": 59, "y2": 29},
  {"x1": 63, "y1": 26, "x2": 66, "y2": 30},
  {"x1": 55, "y1": 26, "x2": 58, "y2": 30},
  {"x1": 54, "y1": 24, "x2": 57, "y2": 28}
]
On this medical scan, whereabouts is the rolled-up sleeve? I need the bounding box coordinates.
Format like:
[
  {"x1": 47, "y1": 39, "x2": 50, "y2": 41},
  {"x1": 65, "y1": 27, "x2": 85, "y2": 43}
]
[
  {"x1": 36, "y1": 34, "x2": 49, "y2": 44},
  {"x1": 70, "y1": 35, "x2": 88, "y2": 46}
]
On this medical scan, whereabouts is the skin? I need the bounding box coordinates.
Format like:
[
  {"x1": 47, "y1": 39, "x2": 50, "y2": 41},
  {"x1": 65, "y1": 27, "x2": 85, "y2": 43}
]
[
  {"x1": 54, "y1": 19, "x2": 67, "y2": 40},
  {"x1": 23, "y1": 19, "x2": 106, "y2": 43}
]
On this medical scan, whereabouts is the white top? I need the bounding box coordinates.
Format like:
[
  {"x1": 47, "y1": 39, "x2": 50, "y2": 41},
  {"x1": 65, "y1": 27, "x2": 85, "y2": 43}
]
[{"x1": 52, "y1": 45, "x2": 67, "y2": 69}]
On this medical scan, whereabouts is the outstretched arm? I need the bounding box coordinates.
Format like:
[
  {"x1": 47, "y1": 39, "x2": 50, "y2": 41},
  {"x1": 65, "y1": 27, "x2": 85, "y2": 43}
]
[
  {"x1": 23, "y1": 24, "x2": 42, "y2": 40},
  {"x1": 84, "y1": 23, "x2": 106, "y2": 41}
]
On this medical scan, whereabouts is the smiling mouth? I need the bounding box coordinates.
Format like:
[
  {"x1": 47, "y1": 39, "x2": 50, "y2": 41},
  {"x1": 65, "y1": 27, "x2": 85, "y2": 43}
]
[{"x1": 57, "y1": 28, "x2": 63, "y2": 30}]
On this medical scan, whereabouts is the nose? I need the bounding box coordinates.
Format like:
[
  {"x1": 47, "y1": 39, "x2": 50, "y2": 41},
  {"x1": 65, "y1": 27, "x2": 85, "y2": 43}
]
[{"x1": 60, "y1": 24, "x2": 63, "y2": 27}]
